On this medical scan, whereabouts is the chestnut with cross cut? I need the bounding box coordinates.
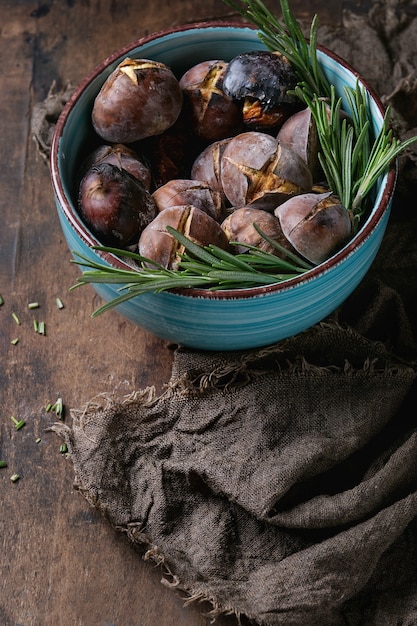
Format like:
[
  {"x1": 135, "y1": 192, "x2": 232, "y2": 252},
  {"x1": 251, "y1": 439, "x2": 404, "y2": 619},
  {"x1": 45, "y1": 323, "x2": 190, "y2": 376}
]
[
  {"x1": 191, "y1": 138, "x2": 232, "y2": 205},
  {"x1": 179, "y1": 59, "x2": 243, "y2": 143},
  {"x1": 277, "y1": 107, "x2": 322, "y2": 181},
  {"x1": 221, "y1": 206, "x2": 297, "y2": 257},
  {"x1": 275, "y1": 191, "x2": 353, "y2": 264},
  {"x1": 220, "y1": 131, "x2": 313, "y2": 212},
  {"x1": 138, "y1": 205, "x2": 230, "y2": 269},
  {"x1": 78, "y1": 143, "x2": 152, "y2": 190},
  {"x1": 152, "y1": 179, "x2": 225, "y2": 222},
  {"x1": 92, "y1": 58, "x2": 183, "y2": 143}
]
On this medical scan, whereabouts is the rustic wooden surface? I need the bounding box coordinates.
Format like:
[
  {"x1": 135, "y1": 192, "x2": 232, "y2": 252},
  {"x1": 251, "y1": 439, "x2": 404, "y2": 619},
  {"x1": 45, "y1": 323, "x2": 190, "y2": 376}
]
[{"x1": 0, "y1": 1, "x2": 369, "y2": 625}]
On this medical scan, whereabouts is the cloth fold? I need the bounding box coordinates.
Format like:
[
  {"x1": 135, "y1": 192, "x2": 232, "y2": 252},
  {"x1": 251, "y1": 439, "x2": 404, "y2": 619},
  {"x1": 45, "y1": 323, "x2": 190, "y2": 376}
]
[
  {"x1": 53, "y1": 323, "x2": 417, "y2": 625},
  {"x1": 52, "y1": 1, "x2": 417, "y2": 624}
]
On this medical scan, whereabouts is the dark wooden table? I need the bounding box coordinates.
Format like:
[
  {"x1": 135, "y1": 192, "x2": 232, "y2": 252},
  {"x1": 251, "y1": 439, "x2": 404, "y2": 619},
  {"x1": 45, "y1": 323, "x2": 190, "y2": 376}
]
[{"x1": 0, "y1": 1, "x2": 368, "y2": 624}]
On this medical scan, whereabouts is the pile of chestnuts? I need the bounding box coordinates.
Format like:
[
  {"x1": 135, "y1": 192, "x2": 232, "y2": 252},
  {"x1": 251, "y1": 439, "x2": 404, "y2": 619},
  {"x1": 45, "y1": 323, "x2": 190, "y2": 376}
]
[{"x1": 77, "y1": 50, "x2": 354, "y2": 271}]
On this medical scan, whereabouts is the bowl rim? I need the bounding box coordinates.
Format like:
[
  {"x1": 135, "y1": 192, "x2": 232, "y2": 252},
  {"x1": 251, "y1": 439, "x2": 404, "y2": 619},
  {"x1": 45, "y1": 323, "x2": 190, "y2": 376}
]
[{"x1": 50, "y1": 20, "x2": 397, "y2": 301}]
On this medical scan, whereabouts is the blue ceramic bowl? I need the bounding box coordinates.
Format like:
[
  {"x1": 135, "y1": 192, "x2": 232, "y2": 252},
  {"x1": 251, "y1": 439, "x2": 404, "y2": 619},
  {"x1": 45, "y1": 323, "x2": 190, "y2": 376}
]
[{"x1": 51, "y1": 23, "x2": 396, "y2": 351}]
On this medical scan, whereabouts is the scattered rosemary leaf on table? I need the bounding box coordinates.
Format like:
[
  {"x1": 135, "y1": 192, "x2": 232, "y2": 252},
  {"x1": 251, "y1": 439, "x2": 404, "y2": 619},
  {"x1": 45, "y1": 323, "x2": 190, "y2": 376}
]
[
  {"x1": 46, "y1": 397, "x2": 64, "y2": 419},
  {"x1": 33, "y1": 319, "x2": 46, "y2": 335},
  {"x1": 11, "y1": 416, "x2": 26, "y2": 431}
]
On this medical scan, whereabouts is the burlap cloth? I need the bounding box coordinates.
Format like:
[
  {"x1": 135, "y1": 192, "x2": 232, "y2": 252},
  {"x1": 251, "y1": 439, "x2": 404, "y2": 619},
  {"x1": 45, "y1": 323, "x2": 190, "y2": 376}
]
[{"x1": 51, "y1": 2, "x2": 417, "y2": 624}]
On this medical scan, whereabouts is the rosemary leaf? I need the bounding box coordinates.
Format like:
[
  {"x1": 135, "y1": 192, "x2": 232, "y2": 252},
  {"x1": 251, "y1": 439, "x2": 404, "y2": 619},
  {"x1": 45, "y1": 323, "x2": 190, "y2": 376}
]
[
  {"x1": 205, "y1": 244, "x2": 262, "y2": 272},
  {"x1": 89, "y1": 277, "x2": 215, "y2": 317},
  {"x1": 206, "y1": 269, "x2": 282, "y2": 284},
  {"x1": 72, "y1": 222, "x2": 311, "y2": 316},
  {"x1": 352, "y1": 113, "x2": 417, "y2": 211}
]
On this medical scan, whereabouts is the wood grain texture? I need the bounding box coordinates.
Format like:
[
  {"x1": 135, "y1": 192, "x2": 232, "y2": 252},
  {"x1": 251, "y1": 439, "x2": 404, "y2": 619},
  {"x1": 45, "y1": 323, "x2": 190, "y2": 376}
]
[{"x1": 0, "y1": 1, "x2": 368, "y2": 624}]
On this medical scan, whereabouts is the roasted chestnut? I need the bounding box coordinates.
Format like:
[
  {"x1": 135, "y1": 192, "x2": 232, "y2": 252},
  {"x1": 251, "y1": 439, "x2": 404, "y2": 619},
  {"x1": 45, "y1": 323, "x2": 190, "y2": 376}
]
[
  {"x1": 92, "y1": 58, "x2": 183, "y2": 143},
  {"x1": 275, "y1": 191, "x2": 353, "y2": 264},
  {"x1": 191, "y1": 138, "x2": 232, "y2": 205},
  {"x1": 78, "y1": 162, "x2": 157, "y2": 247},
  {"x1": 222, "y1": 51, "x2": 300, "y2": 131},
  {"x1": 220, "y1": 131, "x2": 313, "y2": 211},
  {"x1": 221, "y1": 207, "x2": 296, "y2": 256},
  {"x1": 152, "y1": 179, "x2": 225, "y2": 222},
  {"x1": 78, "y1": 144, "x2": 152, "y2": 190},
  {"x1": 138, "y1": 205, "x2": 230, "y2": 269},
  {"x1": 141, "y1": 114, "x2": 202, "y2": 188},
  {"x1": 179, "y1": 60, "x2": 243, "y2": 143},
  {"x1": 277, "y1": 108, "x2": 322, "y2": 181}
]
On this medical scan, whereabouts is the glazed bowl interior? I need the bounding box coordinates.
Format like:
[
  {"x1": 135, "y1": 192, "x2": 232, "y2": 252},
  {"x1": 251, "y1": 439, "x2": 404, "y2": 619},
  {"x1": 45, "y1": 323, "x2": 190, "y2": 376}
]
[{"x1": 51, "y1": 23, "x2": 396, "y2": 351}]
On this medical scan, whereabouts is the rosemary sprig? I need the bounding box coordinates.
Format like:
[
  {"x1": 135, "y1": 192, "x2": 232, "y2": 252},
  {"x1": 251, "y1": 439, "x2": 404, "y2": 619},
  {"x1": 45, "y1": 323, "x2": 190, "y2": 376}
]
[
  {"x1": 297, "y1": 84, "x2": 370, "y2": 213},
  {"x1": 298, "y1": 84, "x2": 417, "y2": 217},
  {"x1": 71, "y1": 226, "x2": 312, "y2": 316},
  {"x1": 223, "y1": 0, "x2": 417, "y2": 218},
  {"x1": 351, "y1": 110, "x2": 417, "y2": 212}
]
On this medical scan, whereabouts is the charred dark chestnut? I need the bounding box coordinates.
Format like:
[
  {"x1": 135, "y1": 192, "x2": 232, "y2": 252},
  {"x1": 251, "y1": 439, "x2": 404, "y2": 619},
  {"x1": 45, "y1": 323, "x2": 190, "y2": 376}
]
[
  {"x1": 221, "y1": 207, "x2": 296, "y2": 256},
  {"x1": 222, "y1": 51, "x2": 300, "y2": 131},
  {"x1": 78, "y1": 162, "x2": 157, "y2": 247},
  {"x1": 179, "y1": 60, "x2": 243, "y2": 143},
  {"x1": 275, "y1": 191, "x2": 353, "y2": 264},
  {"x1": 138, "y1": 205, "x2": 230, "y2": 269},
  {"x1": 220, "y1": 131, "x2": 313, "y2": 211},
  {"x1": 92, "y1": 58, "x2": 183, "y2": 143},
  {"x1": 152, "y1": 179, "x2": 225, "y2": 222},
  {"x1": 79, "y1": 144, "x2": 152, "y2": 190}
]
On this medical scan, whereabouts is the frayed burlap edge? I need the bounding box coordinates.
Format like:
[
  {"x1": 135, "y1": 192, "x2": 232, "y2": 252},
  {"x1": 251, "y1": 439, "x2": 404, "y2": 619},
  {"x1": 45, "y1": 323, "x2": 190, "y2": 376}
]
[
  {"x1": 120, "y1": 521, "x2": 247, "y2": 624},
  {"x1": 168, "y1": 322, "x2": 416, "y2": 396},
  {"x1": 48, "y1": 329, "x2": 416, "y2": 625}
]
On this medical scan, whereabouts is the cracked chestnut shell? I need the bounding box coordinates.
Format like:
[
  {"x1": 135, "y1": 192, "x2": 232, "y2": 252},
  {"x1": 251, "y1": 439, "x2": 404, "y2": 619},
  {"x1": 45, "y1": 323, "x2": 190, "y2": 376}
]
[
  {"x1": 221, "y1": 207, "x2": 296, "y2": 256},
  {"x1": 138, "y1": 205, "x2": 230, "y2": 269},
  {"x1": 92, "y1": 58, "x2": 183, "y2": 143},
  {"x1": 222, "y1": 51, "x2": 300, "y2": 130},
  {"x1": 78, "y1": 162, "x2": 157, "y2": 247},
  {"x1": 277, "y1": 108, "x2": 322, "y2": 181},
  {"x1": 191, "y1": 138, "x2": 232, "y2": 205},
  {"x1": 220, "y1": 131, "x2": 313, "y2": 212},
  {"x1": 152, "y1": 179, "x2": 225, "y2": 222},
  {"x1": 78, "y1": 144, "x2": 152, "y2": 190},
  {"x1": 179, "y1": 60, "x2": 243, "y2": 143},
  {"x1": 277, "y1": 105, "x2": 351, "y2": 182},
  {"x1": 275, "y1": 191, "x2": 353, "y2": 264}
]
